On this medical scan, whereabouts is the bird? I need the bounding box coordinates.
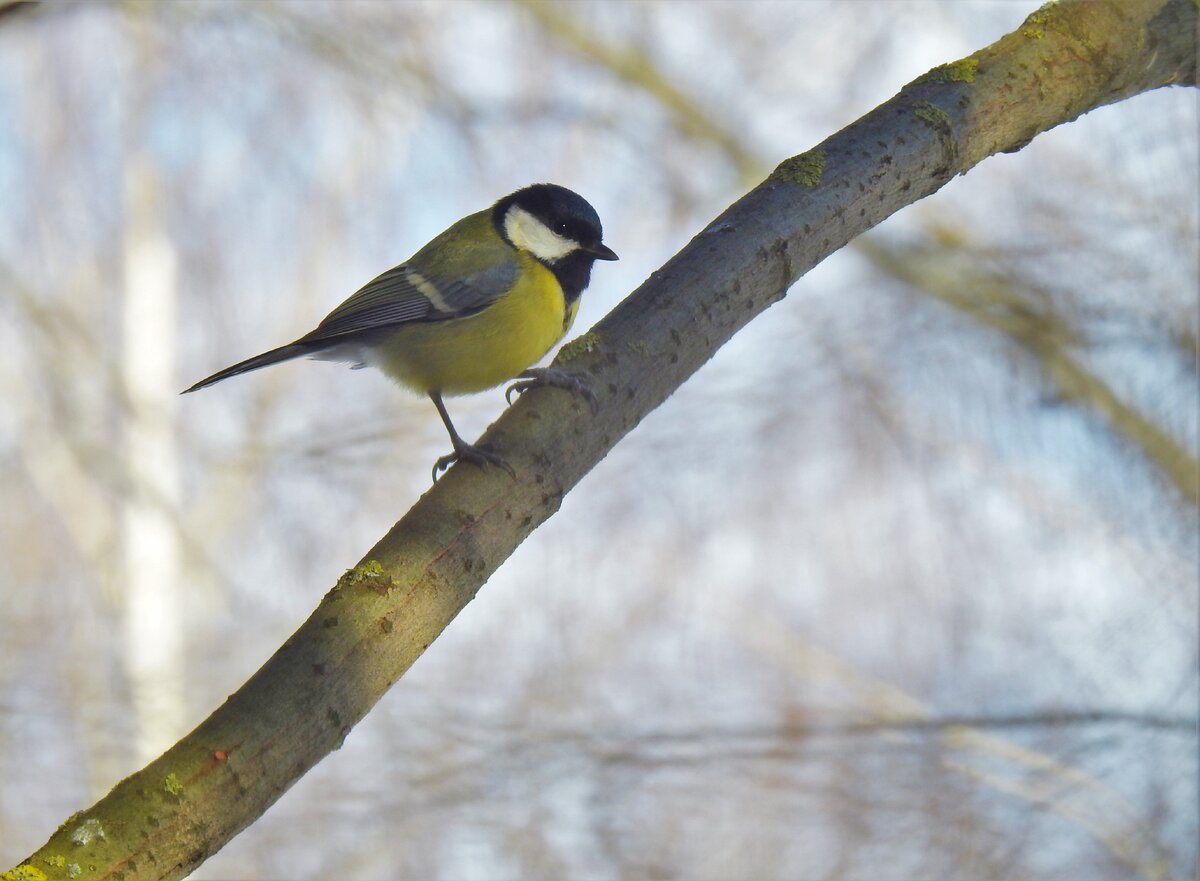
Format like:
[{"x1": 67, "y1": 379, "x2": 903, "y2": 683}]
[{"x1": 182, "y1": 183, "x2": 618, "y2": 480}]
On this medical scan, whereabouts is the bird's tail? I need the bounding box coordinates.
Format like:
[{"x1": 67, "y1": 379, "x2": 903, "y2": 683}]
[{"x1": 181, "y1": 341, "x2": 318, "y2": 394}]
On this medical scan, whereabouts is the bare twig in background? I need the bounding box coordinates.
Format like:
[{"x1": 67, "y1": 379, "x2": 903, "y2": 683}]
[
  {"x1": 514, "y1": 0, "x2": 763, "y2": 186},
  {"x1": 858, "y1": 236, "x2": 1200, "y2": 506}
]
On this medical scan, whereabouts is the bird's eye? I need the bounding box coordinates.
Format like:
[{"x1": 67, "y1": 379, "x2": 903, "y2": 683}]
[{"x1": 554, "y1": 221, "x2": 570, "y2": 235}]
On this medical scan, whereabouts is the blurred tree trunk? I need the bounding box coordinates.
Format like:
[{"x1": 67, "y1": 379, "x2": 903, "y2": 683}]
[
  {"x1": 7, "y1": 1, "x2": 1196, "y2": 879},
  {"x1": 121, "y1": 158, "x2": 187, "y2": 766}
]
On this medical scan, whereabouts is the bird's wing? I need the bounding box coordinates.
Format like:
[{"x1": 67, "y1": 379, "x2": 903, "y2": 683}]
[{"x1": 300, "y1": 260, "x2": 518, "y2": 344}]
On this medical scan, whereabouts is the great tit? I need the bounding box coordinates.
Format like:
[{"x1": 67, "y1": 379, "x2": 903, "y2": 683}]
[{"x1": 183, "y1": 183, "x2": 618, "y2": 479}]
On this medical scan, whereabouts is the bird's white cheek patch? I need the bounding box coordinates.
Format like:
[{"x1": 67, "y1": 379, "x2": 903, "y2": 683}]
[{"x1": 504, "y1": 206, "x2": 578, "y2": 262}]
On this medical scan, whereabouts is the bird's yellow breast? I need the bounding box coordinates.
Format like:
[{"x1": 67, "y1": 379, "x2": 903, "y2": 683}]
[{"x1": 372, "y1": 253, "x2": 578, "y2": 395}]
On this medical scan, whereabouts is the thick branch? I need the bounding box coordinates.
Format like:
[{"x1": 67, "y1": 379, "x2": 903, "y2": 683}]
[
  {"x1": 522, "y1": 0, "x2": 1200, "y2": 508},
  {"x1": 0, "y1": 1, "x2": 35, "y2": 24},
  {"x1": 9, "y1": 2, "x2": 1195, "y2": 879}
]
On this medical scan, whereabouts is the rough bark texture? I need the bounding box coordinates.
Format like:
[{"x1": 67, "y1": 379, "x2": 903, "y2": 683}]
[{"x1": 8, "y1": 2, "x2": 1195, "y2": 879}]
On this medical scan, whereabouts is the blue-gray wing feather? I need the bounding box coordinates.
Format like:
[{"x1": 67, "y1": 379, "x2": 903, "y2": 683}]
[{"x1": 300, "y1": 261, "x2": 518, "y2": 344}]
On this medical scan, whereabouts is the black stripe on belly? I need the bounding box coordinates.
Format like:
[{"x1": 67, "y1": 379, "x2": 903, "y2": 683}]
[{"x1": 546, "y1": 251, "x2": 598, "y2": 306}]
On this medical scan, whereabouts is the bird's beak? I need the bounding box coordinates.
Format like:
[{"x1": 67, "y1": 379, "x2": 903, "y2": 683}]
[{"x1": 583, "y1": 242, "x2": 619, "y2": 261}]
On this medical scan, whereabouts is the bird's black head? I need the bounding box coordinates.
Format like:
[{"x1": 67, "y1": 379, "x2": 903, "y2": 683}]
[{"x1": 493, "y1": 183, "x2": 618, "y2": 303}]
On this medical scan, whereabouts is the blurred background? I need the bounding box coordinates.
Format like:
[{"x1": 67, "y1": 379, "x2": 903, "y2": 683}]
[{"x1": 1, "y1": 2, "x2": 1196, "y2": 879}]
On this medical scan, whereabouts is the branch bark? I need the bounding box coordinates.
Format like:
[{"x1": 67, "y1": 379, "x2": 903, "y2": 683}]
[
  {"x1": 8, "y1": 2, "x2": 1195, "y2": 879},
  {"x1": 522, "y1": 0, "x2": 1200, "y2": 509}
]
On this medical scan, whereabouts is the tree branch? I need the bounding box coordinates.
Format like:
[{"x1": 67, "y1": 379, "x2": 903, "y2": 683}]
[
  {"x1": 8, "y1": 2, "x2": 1195, "y2": 879},
  {"x1": 521, "y1": 0, "x2": 1200, "y2": 509},
  {"x1": 0, "y1": 1, "x2": 35, "y2": 25}
]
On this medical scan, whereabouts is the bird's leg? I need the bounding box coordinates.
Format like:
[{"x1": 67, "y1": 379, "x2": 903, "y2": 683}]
[
  {"x1": 429, "y1": 391, "x2": 515, "y2": 482},
  {"x1": 505, "y1": 367, "x2": 599, "y2": 414}
]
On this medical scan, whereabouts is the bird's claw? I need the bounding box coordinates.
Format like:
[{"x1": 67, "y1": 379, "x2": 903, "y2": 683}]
[
  {"x1": 432, "y1": 443, "x2": 515, "y2": 483},
  {"x1": 505, "y1": 368, "x2": 600, "y2": 414}
]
